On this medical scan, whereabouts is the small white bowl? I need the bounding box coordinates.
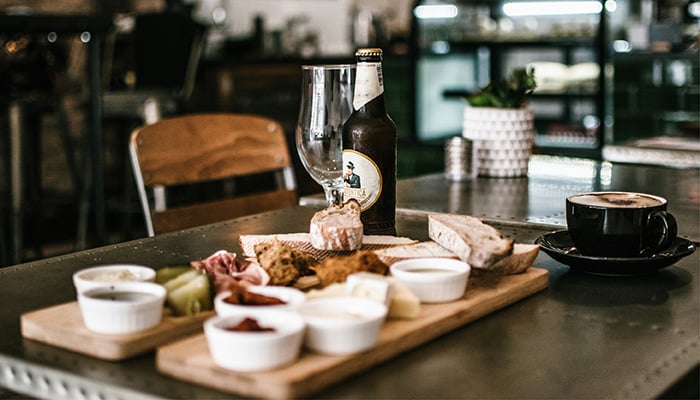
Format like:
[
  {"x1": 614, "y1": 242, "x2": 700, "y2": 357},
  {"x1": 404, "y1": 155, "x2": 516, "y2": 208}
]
[
  {"x1": 390, "y1": 258, "x2": 471, "y2": 303},
  {"x1": 73, "y1": 264, "x2": 156, "y2": 294},
  {"x1": 214, "y1": 285, "x2": 306, "y2": 317},
  {"x1": 77, "y1": 282, "x2": 166, "y2": 334},
  {"x1": 204, "y1": 311, "x2": 305, "y2": 372},
  {"x1": 297, "y1": 297, "x2": 387, "y2": 355}
]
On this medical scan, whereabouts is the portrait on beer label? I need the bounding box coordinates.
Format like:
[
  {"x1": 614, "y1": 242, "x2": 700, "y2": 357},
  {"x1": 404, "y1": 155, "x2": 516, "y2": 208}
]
[{"x1": 343, "y1": 149, "x2": 382, "y2": 210}]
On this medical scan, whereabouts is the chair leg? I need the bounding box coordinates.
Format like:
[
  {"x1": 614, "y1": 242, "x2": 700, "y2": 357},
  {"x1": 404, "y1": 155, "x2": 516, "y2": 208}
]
[{"x1": 121, "y1": 148, "x2": 136, "y2": 239}]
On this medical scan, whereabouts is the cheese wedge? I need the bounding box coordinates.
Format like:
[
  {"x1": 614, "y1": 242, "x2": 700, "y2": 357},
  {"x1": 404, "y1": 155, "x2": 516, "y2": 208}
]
[
  {"x1": 346, "y1": 272, "x2": 394, "y2": 306},
  {"x1": 306, "y1": 273, "x2": 420, "y2": 319}
]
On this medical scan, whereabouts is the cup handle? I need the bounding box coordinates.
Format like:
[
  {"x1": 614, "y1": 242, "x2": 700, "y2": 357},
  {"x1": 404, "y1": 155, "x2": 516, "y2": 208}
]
[{"x1": 642, "y1": 211, "x2": 678, "y2": 256}]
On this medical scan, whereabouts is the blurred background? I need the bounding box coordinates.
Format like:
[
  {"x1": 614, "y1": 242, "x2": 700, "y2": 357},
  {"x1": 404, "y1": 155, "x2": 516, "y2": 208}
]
[{"x1": 0, "y1": 0, "x2": 697, "y2": 264}]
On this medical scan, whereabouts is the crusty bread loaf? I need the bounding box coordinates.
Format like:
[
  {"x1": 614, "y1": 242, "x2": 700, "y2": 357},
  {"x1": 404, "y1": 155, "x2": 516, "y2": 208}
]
[
  {"x1": 428, "y1": 214, "x2": 513, "y2": 270},
  {"x1": 373, "y1": 241, "x2": 458, "y2": 265},
  {"x1": 490, "y1": 243, "x2": 540, "y2": 274},
  {"x1": 310, "y1": 199, "x2": 363, "y2": 251}
]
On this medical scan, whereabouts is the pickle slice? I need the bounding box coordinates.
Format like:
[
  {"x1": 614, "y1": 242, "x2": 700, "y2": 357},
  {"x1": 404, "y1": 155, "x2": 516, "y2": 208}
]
[
  {"x1": 155, "y1": 266, "x2": 191, "y2": 284},
  {"x1": 166, "y1": 273, "x2": 213, "y2": 316},
  {"x1": 162, "y1": 270, "x2": 201, "y2": 292}
]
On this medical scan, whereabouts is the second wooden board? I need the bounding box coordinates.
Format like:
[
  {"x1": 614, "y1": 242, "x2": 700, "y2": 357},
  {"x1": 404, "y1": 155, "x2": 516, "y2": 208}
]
[{"x1": 157, "y1": 267, "x2": 549, "y2": 399}]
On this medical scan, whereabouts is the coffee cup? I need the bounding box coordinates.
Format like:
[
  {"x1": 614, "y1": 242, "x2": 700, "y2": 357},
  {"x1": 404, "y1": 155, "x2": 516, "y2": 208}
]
[{"x1": 566, "y1": 191, "x2": 678, "y2": 257}]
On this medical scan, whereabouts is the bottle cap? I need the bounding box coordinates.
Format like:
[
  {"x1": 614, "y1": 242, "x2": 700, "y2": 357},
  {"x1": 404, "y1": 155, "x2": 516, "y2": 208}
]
[{"x1": 355, "y1": 48, "x2": 383, "y2": 58}]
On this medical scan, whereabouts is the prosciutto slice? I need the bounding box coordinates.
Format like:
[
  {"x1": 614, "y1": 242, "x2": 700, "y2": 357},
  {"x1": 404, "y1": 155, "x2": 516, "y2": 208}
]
[{"x1": 191, "y1": 250, "x2": 269, "y2": 293}]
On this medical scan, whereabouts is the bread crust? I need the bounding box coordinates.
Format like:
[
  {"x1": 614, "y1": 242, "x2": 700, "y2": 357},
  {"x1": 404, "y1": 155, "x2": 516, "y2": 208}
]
[
  {"x1": 309, "y1": 199, "x2": 363, "y2": 251},
  {"x1": 490, "y1": 243, "x2": 540, "y2": 274},
  {"x1": 312, "y1": 251, "x2": 388, "y2": 287},
  {"x1": 428, "y1": 214, "x2": 514, "y2": 270},
  {"x1": 373, "y1": 241, "x2": 458, "y2": 265}
]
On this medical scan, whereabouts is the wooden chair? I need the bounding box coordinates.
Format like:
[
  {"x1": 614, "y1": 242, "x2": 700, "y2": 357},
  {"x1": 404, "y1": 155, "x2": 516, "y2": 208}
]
[{"x1": 129, "y1": 113, "x2": 298, "y2": 236}]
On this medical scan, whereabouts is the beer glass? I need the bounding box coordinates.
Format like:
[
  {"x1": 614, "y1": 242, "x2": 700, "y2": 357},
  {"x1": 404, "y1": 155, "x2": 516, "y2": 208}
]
[{"x1": 295, "y1": 64, "x2": 355, "y2": 206}]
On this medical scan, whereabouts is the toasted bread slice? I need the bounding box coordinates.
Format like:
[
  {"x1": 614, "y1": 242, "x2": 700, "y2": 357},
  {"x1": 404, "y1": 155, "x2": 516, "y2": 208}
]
[
  {"x1": 490, "y1": 243, "x2": 540, "y2": 274},
  {"x1": 373, "y1": 241, "x2": 458, "y2": 266}
]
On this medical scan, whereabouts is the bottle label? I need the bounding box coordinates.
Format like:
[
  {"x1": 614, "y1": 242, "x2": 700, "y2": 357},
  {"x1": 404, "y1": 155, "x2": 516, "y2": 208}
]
[
  {"x1": 342, "y1": 149, "x2": 382, "y2": 211},
  {"x1": 353, "y1": 62, "x2": 384, "y2": 110}
]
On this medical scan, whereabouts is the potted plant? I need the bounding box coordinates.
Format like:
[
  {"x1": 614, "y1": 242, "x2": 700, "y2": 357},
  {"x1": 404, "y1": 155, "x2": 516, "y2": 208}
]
[{"x1": 462, "y1": 68, "x2": 537, "y2": 177}]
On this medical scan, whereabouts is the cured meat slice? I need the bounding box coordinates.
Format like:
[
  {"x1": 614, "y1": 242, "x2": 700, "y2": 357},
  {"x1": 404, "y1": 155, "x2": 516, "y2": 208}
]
[{"x1": 191, "y1": 250, "x2": 269, "y2": 293}]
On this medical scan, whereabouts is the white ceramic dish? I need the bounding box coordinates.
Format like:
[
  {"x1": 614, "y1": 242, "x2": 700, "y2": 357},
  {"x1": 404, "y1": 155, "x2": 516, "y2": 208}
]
[
  {"x1": 204, "y1": 311, "x2": 305, "y2": 372},
  {"x1": 297, "y1": 297, "x2": 387, "y2": 355},
  {"x1": 214, "y1": 285, "x2": 306, "y2": 316},
  {"x1": 77, "y1": 282, "x2": 166, "y2": 334},
  {"x1": 73, "y1": 264, "x2": 156, "y2": 294},
  {"x1": 389, "y1": 258, "x2": 470, "y2": 303}
]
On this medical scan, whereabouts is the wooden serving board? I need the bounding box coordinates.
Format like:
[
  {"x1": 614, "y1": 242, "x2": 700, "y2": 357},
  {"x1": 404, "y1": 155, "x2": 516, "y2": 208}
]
[
  {"x1": 21, "y1": 303, "x2": 213, "y2": 361},
  {"x1": 157, "y1": 267, "x2": 548, "y2": 399}
]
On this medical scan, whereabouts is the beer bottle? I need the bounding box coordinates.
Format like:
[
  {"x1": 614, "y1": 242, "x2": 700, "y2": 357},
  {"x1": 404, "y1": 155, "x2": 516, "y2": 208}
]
[{"x1": 342, "y1": 48, "x2": 397, "y2": 235}]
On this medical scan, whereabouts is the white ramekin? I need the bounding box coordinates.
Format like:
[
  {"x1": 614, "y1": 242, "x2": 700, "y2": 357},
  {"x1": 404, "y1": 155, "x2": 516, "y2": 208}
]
[
  {"x1": 73, "y1": 264, "x2": 156, "y2": 295},
  {"x1": 204, "y1": 310, "x2": 305, "y2": 372},
  {"x1": 298, "y1": 297, "x2": 387, "y2": 355},
  {"x1": 390, "y1": 258, "x2": 471, "y2": 303},
  {"x1": 77, "y1": 281, "x2": 166, "y2": 334}
]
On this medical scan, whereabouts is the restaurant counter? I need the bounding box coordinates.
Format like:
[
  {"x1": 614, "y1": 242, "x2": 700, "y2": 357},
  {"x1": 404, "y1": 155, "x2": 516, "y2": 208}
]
[{"x1": 0, "y1": 156, "x2": 698, "y2": 399}]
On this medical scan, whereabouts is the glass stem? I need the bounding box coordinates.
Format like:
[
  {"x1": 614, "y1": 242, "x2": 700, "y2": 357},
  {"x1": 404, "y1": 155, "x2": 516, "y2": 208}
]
[{"x1": 324, "y1": 187, "x2": 344, "y2": 206}]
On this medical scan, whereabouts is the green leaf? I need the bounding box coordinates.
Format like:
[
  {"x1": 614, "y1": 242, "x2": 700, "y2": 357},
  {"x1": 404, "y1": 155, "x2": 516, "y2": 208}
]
[{"x1": 465, "y1": 68, "x2": 537, "y2": 109}]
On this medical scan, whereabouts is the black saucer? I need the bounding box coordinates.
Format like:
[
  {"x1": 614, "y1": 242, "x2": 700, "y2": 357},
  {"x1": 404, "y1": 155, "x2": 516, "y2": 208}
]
[{"x1": 535, "y1": 230, "x2": 696, "y2": 276}]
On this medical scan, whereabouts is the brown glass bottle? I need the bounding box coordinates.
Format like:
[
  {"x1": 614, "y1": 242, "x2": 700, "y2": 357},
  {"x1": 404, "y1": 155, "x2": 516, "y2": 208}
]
[{"x1": 342, "y1": 48, "x2": 397, "y2": 235}]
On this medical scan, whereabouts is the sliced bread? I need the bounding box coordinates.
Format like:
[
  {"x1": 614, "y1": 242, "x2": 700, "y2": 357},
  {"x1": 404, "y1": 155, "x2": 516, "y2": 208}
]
[
  {"x1": 373, "y1": 241, "x2": 458, "y2": 266},
  {"x1": 490, "y1": 243, "x2": 540, "y2": 274},
  {"x1": 428, "y1": 214, "x2": 514, "y2": 270}
]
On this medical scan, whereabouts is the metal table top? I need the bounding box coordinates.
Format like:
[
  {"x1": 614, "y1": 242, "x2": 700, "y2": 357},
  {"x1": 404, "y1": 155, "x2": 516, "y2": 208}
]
[
  {"x1": 0, "y1": 204, "x2": 698, "y2": 399},
  {"x1": 2, "y1": 154, "x2": 699, "y2": 398}
]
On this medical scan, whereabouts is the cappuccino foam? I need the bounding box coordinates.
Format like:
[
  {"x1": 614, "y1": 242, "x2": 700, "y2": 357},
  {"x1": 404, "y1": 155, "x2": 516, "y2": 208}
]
[{"x1": 569, "y1": 192, "x2": 664, "y2": 208}]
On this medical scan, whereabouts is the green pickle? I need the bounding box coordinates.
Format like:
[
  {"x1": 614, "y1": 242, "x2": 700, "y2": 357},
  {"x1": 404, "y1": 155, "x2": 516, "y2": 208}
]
[
  {"x1": 166, "y1": 273, "x2": 213, "y2": 316},
  {"x1": 155, "y1": 265, "x2": 191, "y2": 284},
  {"x1": 162, "y1": 270, "x2": 201, "y2": 292},
  {"x1": 157, "y1": 267, "x2": 214, "y2": 316}
]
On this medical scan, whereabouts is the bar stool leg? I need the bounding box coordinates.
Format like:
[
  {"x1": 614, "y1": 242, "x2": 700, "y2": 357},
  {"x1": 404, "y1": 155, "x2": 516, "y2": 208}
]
[{"x1": 8, "y1": 101, "x2": 23, "y2": 265}]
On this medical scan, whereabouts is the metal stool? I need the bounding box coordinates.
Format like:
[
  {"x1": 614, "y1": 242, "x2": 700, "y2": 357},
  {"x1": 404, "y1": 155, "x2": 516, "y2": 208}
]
[
  {"x1": 4, "y1": 93, "x2": 82, "y2": 265},
  {"x1": 6, "y1": 97, "x2": 45, "y2": 264}
]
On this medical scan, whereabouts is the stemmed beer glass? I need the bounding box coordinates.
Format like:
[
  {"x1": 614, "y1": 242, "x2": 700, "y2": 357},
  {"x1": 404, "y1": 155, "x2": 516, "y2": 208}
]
[{"x1": 295, "y1": 64, "x2": 355, "y2": 206}]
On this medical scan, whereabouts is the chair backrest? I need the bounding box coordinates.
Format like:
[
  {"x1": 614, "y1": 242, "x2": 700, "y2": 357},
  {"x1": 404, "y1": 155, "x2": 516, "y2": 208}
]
[{"x1": 129, "y1": 113, "x2": 298, "y2": 236}]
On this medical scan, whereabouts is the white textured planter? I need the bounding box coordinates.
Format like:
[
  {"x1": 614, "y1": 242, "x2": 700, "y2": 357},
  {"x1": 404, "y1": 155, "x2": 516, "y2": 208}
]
[{"x1": 462, "y1": 106, "x2": 534, "y2": 178}]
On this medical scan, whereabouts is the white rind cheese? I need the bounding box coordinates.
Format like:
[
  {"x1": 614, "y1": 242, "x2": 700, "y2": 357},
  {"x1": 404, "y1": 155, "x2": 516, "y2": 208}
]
[
  {"x1": 346, "y1": 272, "x2": 394, "y2": 306},
  {"x1": 306, "y1": 272, "x2": 420, "y2": 319}
]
